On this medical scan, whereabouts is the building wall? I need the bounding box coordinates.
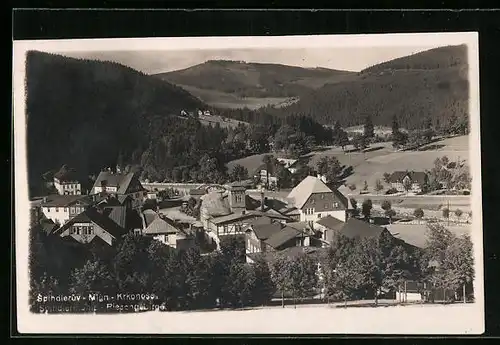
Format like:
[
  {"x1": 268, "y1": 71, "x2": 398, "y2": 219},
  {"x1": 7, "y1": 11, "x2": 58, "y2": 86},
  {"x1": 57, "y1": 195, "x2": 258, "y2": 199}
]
[
  {"x1": 300, "y1": 209, "x2": 346, "y2": 223},
  {"x1": 246, "y1": 230, "x2": 264, "y2": 254},
  {"x1": 59, "y1": 221, "x2": 114, "y2": 246},
  {"x1": 55, "y1": 179, "x2": 82, "y2": 195},
  {"x1": 42, "y1": 206, "x2": 71, "y2": 225},
  {"x1": 395, "y1": 291, "x2": 422, "y2": 302}
]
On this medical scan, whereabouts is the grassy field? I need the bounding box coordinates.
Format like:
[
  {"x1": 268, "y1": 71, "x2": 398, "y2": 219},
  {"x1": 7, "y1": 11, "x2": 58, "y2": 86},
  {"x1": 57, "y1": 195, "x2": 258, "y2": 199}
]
[
  {"x1": 228, "y1": 135, "x2": 469, "y2": 193},
  {"x1": 387, "y1": 222, "x2": 471, "y2": 248}
]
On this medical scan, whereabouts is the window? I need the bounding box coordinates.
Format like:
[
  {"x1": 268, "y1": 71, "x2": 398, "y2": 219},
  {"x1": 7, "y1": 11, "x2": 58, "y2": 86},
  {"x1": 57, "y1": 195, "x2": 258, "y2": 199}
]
[
  {"x1": 324, "y1": 204, "x2": 328, "y2": 209},
  {"x1": 55, "y1": 207, "x2": 59, "y2": 212},
  {"x1": 310, "y1": 198, "x2": 315, "y2": 204},
  {"x1": 323, "y1": 230, "x2": 327, "y2": 240},
  {"x1": 321, "y1": 194, "x2": 325, "y2": 199},
  {"x1": 333, "y1": 202, "x2": 339, "y2": 208},
  {"x1": 64, "y1": 208, "x2": 68, "y2": 212},
  {"x1": 70, "y1": 207, "x2": 75, "y2": 213},
  {"x1": 223, "y1": 225, "x2": 228, "y2": 234},
  {"x1": 317, "y1": 213, "x2": 322, "y2": 219}
]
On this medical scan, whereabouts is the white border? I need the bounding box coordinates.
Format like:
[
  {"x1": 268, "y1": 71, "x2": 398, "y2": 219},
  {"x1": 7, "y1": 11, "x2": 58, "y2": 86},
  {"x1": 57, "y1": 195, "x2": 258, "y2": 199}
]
[{"x1": 13, "y1": 32, "x2": 484, "y2": 334}]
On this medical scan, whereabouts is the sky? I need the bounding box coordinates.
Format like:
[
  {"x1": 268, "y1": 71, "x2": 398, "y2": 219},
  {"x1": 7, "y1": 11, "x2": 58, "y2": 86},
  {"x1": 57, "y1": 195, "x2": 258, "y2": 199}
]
[{"x1": 57, "y1": 45, "x2": 444, "y2": 75}]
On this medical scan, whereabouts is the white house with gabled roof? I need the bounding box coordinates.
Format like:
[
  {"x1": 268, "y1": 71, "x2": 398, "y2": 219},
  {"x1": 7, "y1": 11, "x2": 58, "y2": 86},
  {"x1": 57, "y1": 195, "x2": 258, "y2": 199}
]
[{"x1": 286, "y1": 175, "x2": 351, "y2": 223}]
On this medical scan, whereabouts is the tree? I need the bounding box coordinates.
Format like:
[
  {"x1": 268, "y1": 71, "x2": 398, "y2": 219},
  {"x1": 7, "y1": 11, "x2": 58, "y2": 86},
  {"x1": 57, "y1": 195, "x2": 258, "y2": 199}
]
[
  {"x1": 383, "y1": 172, "x2": 392, "y2": 184},
  {"x1": 270, "y1": 254, "x2": 289, "y2": 308},
  {"x1": 275, "y1": 163, "x2": 293, "y2": 189},
  {"x1": 316, "y1": 156, "x2": 342, "y2": 186},
  {"x1": 338, "y1": 130, "x2": 350, "y2": 151},
  {"x1": 374, "y1": 179, "x2": 383, "y2": 194},
  {"x1": 287, "y1": 253, "x2": 319, "y2": 306},
  {"x1": 251, "y1": 258, "x2": 275, "y2": 306},
  {"x1": 381, "y1": 200, "x2": 394, "y2": 223},
  {"x1": 442, "y1": 207, "x2": 450, "y2": 225},
  {"x1": 391, "y1": 115, "x2": 400, "y2": 137},
  {"x1": 363, "y1": 115, "x2": 375, "y2": 140},
  {"x1": 363, "y1": 180, "x2": 369, "y2": 192},
  {"x1": 413, "y1": 208, "x2": 424, "y2": 223},
  {"x1": 230, "y1": 164, "x2": 248, "y2": 182},
  {"x1": 361, "y1": 199, "x2": 373, "y2": 220},
  {"x1": 69, "y1": 258, "x2": 116, "y2": 296},
  {"x1": 403, "y1": 177, "x2": 412, "y2": 195},
  {"x1": 262, "y1": 154, "x2": 275, "y2": 189},
  {"x1": 349, "y1": 197, "x2": 359, "y2": 217},
  {"x1": 455, "y1": 209, "x2": 463, "y2": 222},
  {"x1": 352, "y1": 133, "x2": 368, "y2": 151},
  {"x1": 392, "y1": 131, "x2": 408, "y2": 149}
]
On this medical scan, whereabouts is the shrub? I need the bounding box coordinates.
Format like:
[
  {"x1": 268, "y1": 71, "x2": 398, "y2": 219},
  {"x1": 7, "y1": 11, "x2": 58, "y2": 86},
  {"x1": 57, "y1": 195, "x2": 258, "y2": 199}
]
[{"x1": 385, "y1": 188, "x2": 398, "y2": 195}]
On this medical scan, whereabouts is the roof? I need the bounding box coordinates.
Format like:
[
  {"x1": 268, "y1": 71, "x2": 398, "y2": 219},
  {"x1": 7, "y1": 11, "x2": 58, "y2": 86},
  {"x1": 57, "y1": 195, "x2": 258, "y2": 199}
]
[
  {"x1": 340, "y1": 218, "x2": 386, "y2": 239},
  {"x1": 248, "y1": 216, "x2": 274, "y2": 227},
  {"x1": 41, "y1": 195, "x2": 92, "y2": 207},
  {"x1": 54, "y1": 165, "x2": 78, "y2": 182},
  {"x1": 389, "y1": 171, "x2": 428, "y2": 185},
  {"x1": 54, "y1": 207, "x2": 128, "y2": 239},
  {"x1": 92, "y1": 171, "x2": 143, "y2": 194},
  {"x1": 287, "y1": 221, "x2": 312, "y2": 232},
  {"x1": 316, "y1": 215, "x2": 345, "y2": 232},
  {"x1": 287, "y1": 176, "x2": 334, "y2": 208},
  {"x1": 200, "y1": 191, "x2": 231, "y2": 217},
  {"x1": 189, "y1": 189, "x2": 207, "y2": 196},
  {"x1": 251, "y1": 222, "x2": 282, "y2": 240},
  {"x1": 142, "y1": 209, "x2": 158, "y2": 227},
  {"x1": 251, "y1": 210, "x2": 291, "y2": 221},
  {"x1": 41, "y1": 218, "x2": 58, "y2": 235},
  {"x1": 209, "y1": 212, "x2": 256, "y2": 225},
  {"x1": 103, "y1": 206, "x2": 127, "y2": 229},
  {"x1": 143, "y1": 216, "x2": 180, "y2": 235},
  {"x1": 264, "y1": 226, "x2": 301, "y2": 249}
]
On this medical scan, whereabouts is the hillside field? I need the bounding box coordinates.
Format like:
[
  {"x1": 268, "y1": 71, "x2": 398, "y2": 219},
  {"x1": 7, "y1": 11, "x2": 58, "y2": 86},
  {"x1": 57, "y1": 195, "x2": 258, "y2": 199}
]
[{"x1": 227, "y1": 136, "x2": 470, "y2": 211}]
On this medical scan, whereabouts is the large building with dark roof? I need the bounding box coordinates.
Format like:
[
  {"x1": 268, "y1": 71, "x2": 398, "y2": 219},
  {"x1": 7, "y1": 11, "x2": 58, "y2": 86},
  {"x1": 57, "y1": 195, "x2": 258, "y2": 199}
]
[
  {"x1": 53, "y1": 165, "x2": 82, "y2": 196},
  {"x1": 388, "y1": 170, "x2": 429, "y2": 193},
  {"x1": 91, "y1": 170, "x2": 146, "y2": 209}
]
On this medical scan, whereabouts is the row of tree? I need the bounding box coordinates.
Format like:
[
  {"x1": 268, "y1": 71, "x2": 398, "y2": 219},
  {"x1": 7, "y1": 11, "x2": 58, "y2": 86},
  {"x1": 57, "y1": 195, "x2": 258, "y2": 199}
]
[{"x1": 30, "y1": 212, "x2": 474, "y2": 312}]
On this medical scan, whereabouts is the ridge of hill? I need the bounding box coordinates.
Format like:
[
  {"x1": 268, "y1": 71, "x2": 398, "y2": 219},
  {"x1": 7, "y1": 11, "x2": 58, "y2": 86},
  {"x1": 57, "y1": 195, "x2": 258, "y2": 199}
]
[{"x1": 156, "y1": 60, "x2": 356, "y2": 102}]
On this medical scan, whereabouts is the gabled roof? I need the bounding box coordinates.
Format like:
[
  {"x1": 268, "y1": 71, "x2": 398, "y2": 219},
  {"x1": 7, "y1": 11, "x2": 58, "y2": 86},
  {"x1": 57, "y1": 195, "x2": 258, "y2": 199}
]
[
  {"x1": 264, "y1": 226, "x2": 301, "y2": 249},
  {"x1": 143, "y1": 216, "x2": 181, "y2": 235},
  {"x1": 142, "y1": 209, "x2": 158, "y2": 228},
  {"x1": 316, "y1": 215, "x2": 345, "y2": 232},
  {"x1": 247, "y1": 216, "x2": 273, "y2": 227},
  {"x1": 209, "y1": 212, "x2": 256, "y2": 225},
  {"x1": 200, "y1": 191, "x2": 232, "y2": 217},
  {"x1": 340, "y1": 218, "x2": 386, "y2": 239},
  {"x1": 103, "y1": 206, "x2": 127, "y2": 229},
  {"x1": 92, "y1": 171, "x2": 144, "y2": 194},
  {"x1": 54, "y1": 165, "x2": 78, "y2": 182},
  {"x1": 389, "y1": 171, "x2": 428, "y2": 185},
  {"x1": 41, "y1": 195, "x2": 92, "y2": 207},
  {"x1": 54, "y1": 207, "x2": 128, "y2": 239},
  {"x1": 287, "y1": 221, "x2": 312, "y2": 232},
  {"x1": 287, "y1": 176, "x2": 334, "y2": 208},
  {"x1": 251, "y1": 222, "x2": 282, "y2": 240}
]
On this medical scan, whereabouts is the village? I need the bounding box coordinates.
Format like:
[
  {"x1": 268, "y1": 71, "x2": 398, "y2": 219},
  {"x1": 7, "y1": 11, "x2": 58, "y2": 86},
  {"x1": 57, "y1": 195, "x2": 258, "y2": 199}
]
[{"x1": 29, "y1": 136, "x2": 474, "y2": 311}]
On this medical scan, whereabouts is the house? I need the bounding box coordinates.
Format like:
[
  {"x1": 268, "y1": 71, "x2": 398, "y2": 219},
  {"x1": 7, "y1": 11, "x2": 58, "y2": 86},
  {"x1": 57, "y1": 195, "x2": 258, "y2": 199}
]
[
  {"x1": 339, "y1": 217, "x2": 390, "y2": 240},
  {"x1": 91, "y1": 170, "x2": 146, "y2": 208},
  {"x1": 388, "y1": 171, "x2": 429, "y2": 193},
  {"x1": 286, "y1": 176, "x2": 350, "y2": 223},
  {"x1": 52, "y1": 206, "x2": 129, "y2": 246},
  {"x1": 53, "y1": 165, "x2": 82, "y2": 195},
  {"x1": 276, "y1": 158, "x2": 299, "y2": 174},
  {"x1": 40, "y1": 194, "x2": 94, "y2": 225},
  {"x1": 142, "y1": 214, "x2": 195, "y2": 251},
  {"x1": 314, "y1": 215, "x2": 346, "y2": 246},
  {"x1": 254, "y1": 164, "x2": 278, "y2": 187}
]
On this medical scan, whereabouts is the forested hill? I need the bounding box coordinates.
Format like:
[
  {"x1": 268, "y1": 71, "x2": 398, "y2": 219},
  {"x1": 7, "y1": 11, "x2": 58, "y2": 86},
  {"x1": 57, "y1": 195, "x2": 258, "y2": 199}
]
[
  {"x1": 263, "y1": 44, "x2": 469, "y2": 130},
  {"x1": 156, "y1": 60, "x2": 355, "y2": 98},
  {"x1": 26, "y1": 51, "x2": 205, "y2": 194}
]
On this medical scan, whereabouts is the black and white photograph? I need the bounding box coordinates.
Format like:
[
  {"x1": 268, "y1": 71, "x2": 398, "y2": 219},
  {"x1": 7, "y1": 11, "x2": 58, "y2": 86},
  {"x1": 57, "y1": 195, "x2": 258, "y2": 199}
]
[{"x1": 14, "y1": 32, "x2": 483, "y2": 334}]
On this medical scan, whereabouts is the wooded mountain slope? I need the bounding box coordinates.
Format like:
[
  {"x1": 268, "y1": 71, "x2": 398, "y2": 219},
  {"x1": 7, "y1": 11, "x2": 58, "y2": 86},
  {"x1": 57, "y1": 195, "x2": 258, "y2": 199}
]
[
  {"x1": 26, "y1": 51, "x2": 205, "y2": 194},
  {"x1": 220, "y1": 45, "x2": 469, "y2": 130}
]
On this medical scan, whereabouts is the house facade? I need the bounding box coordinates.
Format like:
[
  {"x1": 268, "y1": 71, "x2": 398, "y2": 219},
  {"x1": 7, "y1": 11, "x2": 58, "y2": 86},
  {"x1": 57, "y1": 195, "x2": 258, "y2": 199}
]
[
  {"x1": 389, "y1": 171, "x2": 429, "y2": 193},
  {"x1": 53, "y1": 165, "x2": 82, "y2": 195},
  {"x1": 287, "y1": 176, "x2": 350, "y2": 223},
  {"x1": 52, "y1": 206, "x2": 128, "y2": 246},
  {"x1": 40, "y1": 195, "x2": 94, "y2": 225},
  {"x1": 142, "y1": 214, "x2": 195, "y2": 251}
]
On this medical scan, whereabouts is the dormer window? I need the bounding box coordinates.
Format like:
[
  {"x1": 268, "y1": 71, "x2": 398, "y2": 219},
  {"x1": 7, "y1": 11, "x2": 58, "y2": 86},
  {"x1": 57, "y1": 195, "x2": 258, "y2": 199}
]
[
  {"x1": 321, "y1": 194, "x2": 325, "y2": 199},
  {"x1": 333, "y1": 202, "x2": 339, "y2": 208}
]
